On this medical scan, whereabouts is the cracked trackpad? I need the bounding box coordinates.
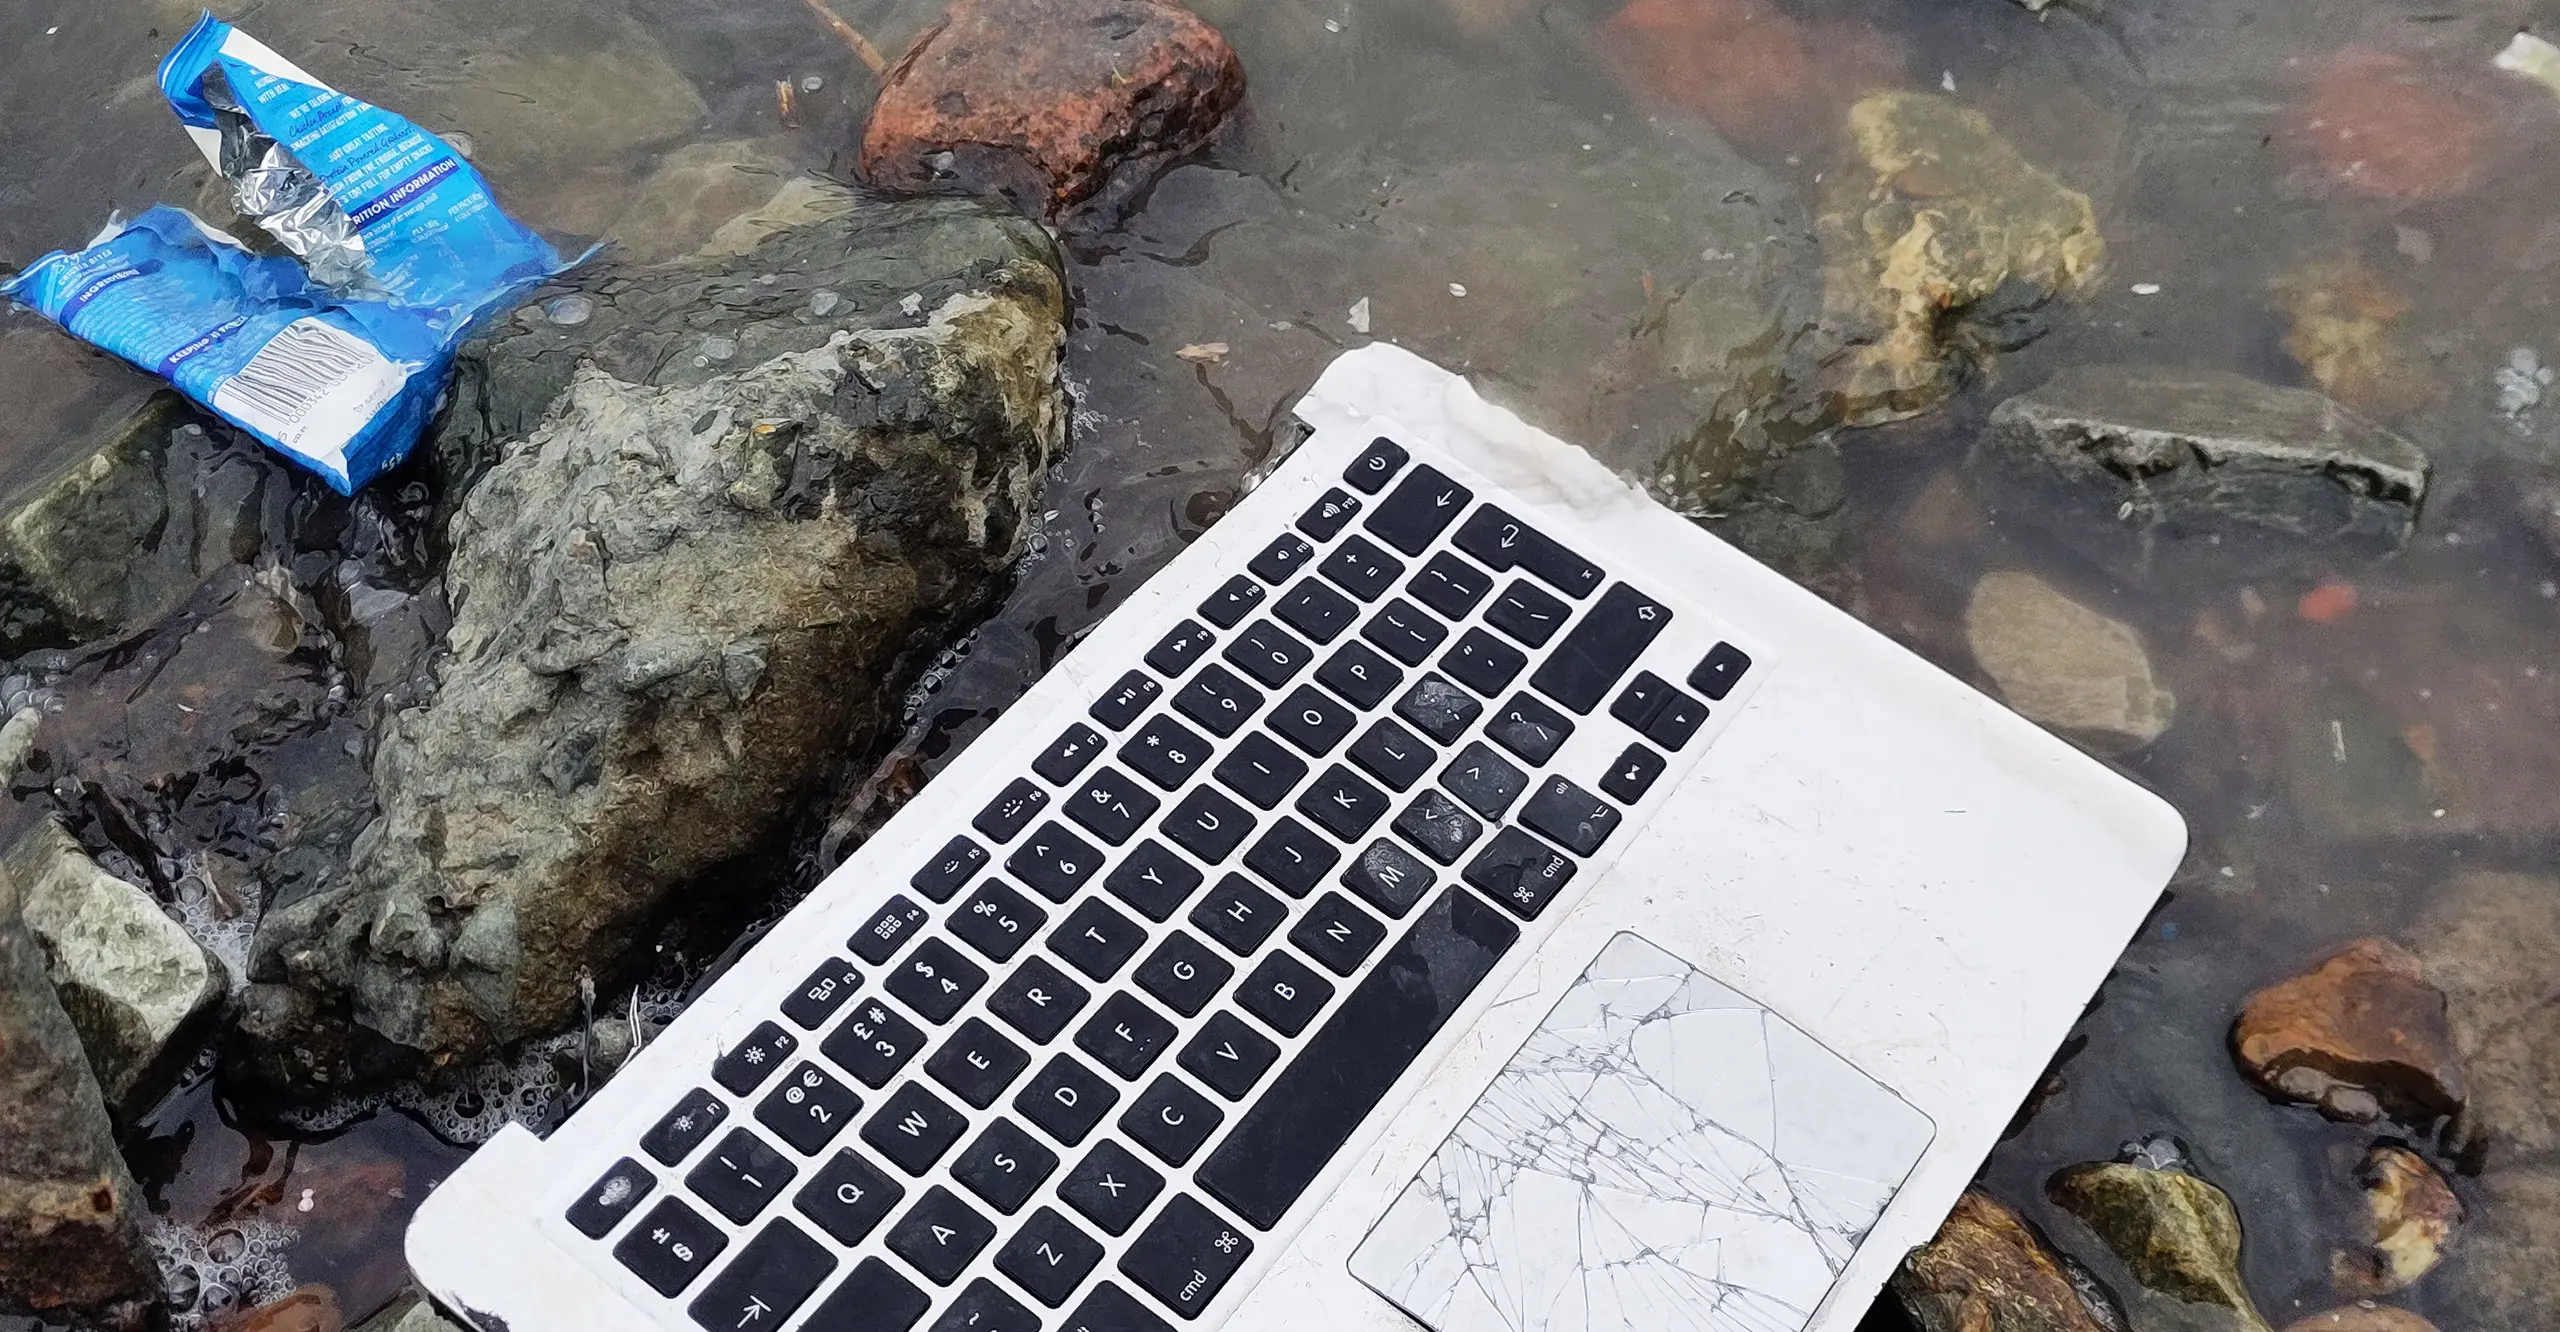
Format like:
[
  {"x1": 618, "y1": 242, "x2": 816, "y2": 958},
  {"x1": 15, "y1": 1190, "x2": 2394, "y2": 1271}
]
[{"x1": 1346, "y1": 932, "x2": 1936, "y2": 1332}]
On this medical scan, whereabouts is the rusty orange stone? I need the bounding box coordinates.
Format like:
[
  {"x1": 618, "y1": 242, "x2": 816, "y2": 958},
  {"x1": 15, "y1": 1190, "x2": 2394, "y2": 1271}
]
[
  {"x1": 2290, "y1": 49, "x2": 2490, "y2": 200},
  {"x1": 1600, "y1": 0, "x2": 1901, "y2": 152},
  {"x1": 2298, "y1": 578, "x2": 2359, "y2": 623},
  {"x1": 861, "y1": 0, "x2": 1245, "y2": 218},
  {"x1": 2232, "y1": 938, "x2": 2465, "y2": 1125}
]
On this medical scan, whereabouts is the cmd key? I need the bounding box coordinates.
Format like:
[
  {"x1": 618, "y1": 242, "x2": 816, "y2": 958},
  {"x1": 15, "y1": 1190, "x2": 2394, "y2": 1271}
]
[
  {"x1": 1451, "y1": 506, "x2": 1603, "y2": 599},
  {"x1": 1118, "y1": 1195, "x2": 1255, "y2": 1318}
]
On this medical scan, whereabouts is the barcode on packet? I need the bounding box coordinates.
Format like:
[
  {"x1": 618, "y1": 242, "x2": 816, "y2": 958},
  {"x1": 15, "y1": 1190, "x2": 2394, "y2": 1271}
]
[{"x1": 209, "y1": 317, "x2": 406, "y2": 465}]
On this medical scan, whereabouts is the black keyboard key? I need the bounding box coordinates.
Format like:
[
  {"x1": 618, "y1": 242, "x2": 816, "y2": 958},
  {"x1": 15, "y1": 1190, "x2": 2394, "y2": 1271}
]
[
  {"x1": 1147, "y1": 620, "x2": 1217, "y2": 678},
  {"x1": 1237, "y1": 952, "x2": 1333, "y2": 1036},
  {"x1": 1450, "y1": 505, "x2": 1604, "y2": 599},
  {"x1": 1440, "y1": 741, "x2": 1528, "y2": 819},
  {"x1": 885, "y1": 939, "x2": 988, "y2": 1024},
  {"x1": 1600, "y1": 743, "x2": 1668, "y2": 803},
  {"x1": 1268, "y1": 685, "x2": 1356, "y2": 757},
  {"x1": 864, "y1": 1084, "x2": 970, "y2": 1176},
  {"x1": 1172, "y1": 664, "x2": 1265, "y2": 737},
  {"x1": 822, "y1": 997, "x2": 925, "y2": 1088},
  {"x1": 931, "y1": 1279, "x2": 1039, "y2": 1332},
  {"x1": 1065, "y1": 767, "x2": 1162, "y2": 846},
  {"x1": 851, "y1": 895, "x2": 931, "y2": 965},
  {"x1": 974, "y1": 779, "x2": 1050, "y2": 844},
  {"x1": 1122, "y1": 715, "x2": 1215, "y2": 791},
  {"x1": 568, "y1": 1157, "x2": 655, "y2": 1238},
  {"x1": 1035, "y1": 724, "x2": 1109, "y2": 786},
  {"x1": 1008, "y1": 822, "x2": 1105, "y2": 903},
  {"x1": 1076, "y1": 992, "x2": 1179, "y2": 1080},
  {"x1": 1392, "y1": 789, "x2": 1484, "y2": 865},
  {"x1": 1296, "y1": 487, "x2": 1365, "y2": 540},
  {"x1": 1288, "y1": 893, "x2": 1388, "y2": 976},
  {"x1": 1531, "y1": 583, "x2": 1673, "y2": 713},
  {"x1": 912, "y1": 837, "x2": 991, "y2": 904},
  {"x1": 1091, "y1": 672, "x2": 1161, "y2": 730},
  {"x1": 1521, "y1": 776, "x2": 1622, "y2": 855},
  {"x1": 1211, "y1": 732, "x2": 1307, "y2": 810},
  {"x1": 1485, "y1": 693, "x2": 1574, "y2": 765},
  {"x1": 1199, "y1": 890, "x2": 1517, "y2": 1228},
  {"x1": 1059, "y1": 1142, "x2": 1164, "y2": 1237},
  {"x1": 924, "y1": 1018, "x2": 1032, "y2": 1109},
  {"x1": 781, "y1": 958, "x2": 865, "y2": 1031},
  {"x1": 687, "y1": 1128, "x2": 797, "y2": 1223},
  {"x1": 886, "y1": 1186, "x2": 995, "y2": 1286},
  {"x1": 1133, "y1": 931, "x2": 1234, "y2": 1016},
  {"x1": 1248, "y1": 534, "x2": 1315, "y2": 583},
  {"x1": 1223, "y1": 621, "x2": 1314, "y2": 687},
  {"x1": 615, "y1": 1197, "x2": 728, "y2": 1296},
  {"x1": 1163, "y1": 786, "x2": 1254, "y2": 862},
  {"x1": 1484, "y1": 580, "x2": 1571, "y2": 648},
  {"x1": 1364, "y1": 465, "x2": 1472, "y2": 556},
  {"x1": 1441, "y1": 629, "x2": 1527, "y2": 697},
  {"x1": 1344, "y1": 437, "x2": 1409, "y2": 493},
  {"x1": 1346, "y1": 718, "x2": 1433, "y2": 792},
  {"x1": 1295, "y1": 764, "x2": 1390, "y2": 840},
  {"x1": 949, "y1": 1118, "x2": 1058, "y2": 1215},
  {"x1": 687, "y1": 1220, "x2": 834, "y2": 1332},
  {"x1": 795, "y1": 1150, "x2": 903, "y2": 1245},
  {"x1": 1241, "y1": 816, "x2": 1338, "y2": 897},
  {"x1": 1017, "y1": 1054, "x2": 1120, "y2": 1145},
  {"x1": 1463, "y1": 827, "x2": 1578, "y2": 919},
  {"x1": 1647, "y1": 692, "x2": 1708, "y2": 749},
  {"x1": 1690, "y1": 641, "x2": 1754, "y2": 700},
  {"x1": 757, "y1": 1062, "x2": 863, "y2": 1154},
  {"x1": 986, "y1": 956, "x2": 1091, "y2": 1045},
  {"x1": 1051, "y1": 898, "x2": 1147, "y2": 982},
  {"x1": 1119, "y1": 1196, "x2": 1254, "y2": 1318},
  {"x1": 1190, "y1": 874, "x2": 1285, "y2": 956},
  {"x1": 1273, "y1": 579, "x2": 1359, "y2": 643},
  {"x1": 1197, "y1": 576, "x2": 1265, "y2": 629},
  {"x1": 1104, "y1": 841, "x2": 1205, "y2": 922},
  {"x1": 997, "y1": 1207, "x2": 1107, "y2": 1307},
  {"x1": 1409, "y1": 552, "x2": 1494, "y2": 620},
  {"x1": 804, "y1": 1258, "x2": 928, "y2": 1332},
  {"x1": 1360, "y1": 598, "x2": 1447, "y2": 666},
  {"x1": 1121, "y1": 1075, "x2": 1225, "y2": 1167},
  {"x1": 715, "y1": 1022, "x2": 801, "y2": 1096},
  {"x1": 1178, "y1": 1012, "x2": 1281, "y2": 1103},
  {"x1": 1341, "y1": 839, "x2": 1435, "y2": 918},
  {"x1": 1610, "y1": 671, "x2": 1674, "y2": 730},
  {"x1": 952, "y1": 879, "x2": 1048, "y2": 963},
  {"x1": 1394, "y1": 674, "x2": 1482, "y2": 743},
  {"x1": 1320, "y1": 535, "x2": 1405, "y2": 603},
  {"x1": 1069, "y1": 1283, "x2": 1176, "y2": 1332},
  {"x1": 1315, "y1": 640, "x2": 1404, "y2": 709}
]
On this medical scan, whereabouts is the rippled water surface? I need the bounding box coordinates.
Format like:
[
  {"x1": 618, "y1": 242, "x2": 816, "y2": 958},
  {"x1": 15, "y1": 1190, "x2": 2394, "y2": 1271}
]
[{"x1": 6, "y1": 0, "x2": 2559, "y2": 1326}]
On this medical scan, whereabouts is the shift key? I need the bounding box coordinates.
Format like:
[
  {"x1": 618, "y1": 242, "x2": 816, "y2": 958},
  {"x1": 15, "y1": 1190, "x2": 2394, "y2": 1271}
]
[{"x1": 1528, "y1": 583, "x2": 1671, "y2": 715}]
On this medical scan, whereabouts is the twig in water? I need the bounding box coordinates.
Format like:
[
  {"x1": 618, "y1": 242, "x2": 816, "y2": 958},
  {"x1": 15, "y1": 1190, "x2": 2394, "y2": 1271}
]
[{"x1": 799, "y1": 0, "x2": 890, "y2": 75}]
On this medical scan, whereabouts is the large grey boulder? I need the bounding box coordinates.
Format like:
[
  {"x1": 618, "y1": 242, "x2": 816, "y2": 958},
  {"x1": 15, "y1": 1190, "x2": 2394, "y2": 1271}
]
[
  {"x1": 1983, "y1": 367, "x2": 2429, "y2": 549},
  {"x1": 5, "y1": 817, "x2": 225, "y2": 1119},
  {"x1": 234, "y1": 189, "x2": 1067, "y2": 1091},
  {"x1": 0, "y1": 834, "x2": 163, "y2": 1329}
]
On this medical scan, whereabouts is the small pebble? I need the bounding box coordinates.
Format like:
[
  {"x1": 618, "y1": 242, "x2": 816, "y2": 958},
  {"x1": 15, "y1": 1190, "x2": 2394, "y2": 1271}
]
[
  {"x1": 1323, "y1": 17, "x2": 1342, "y2": 31},
  {"x1": 2131, "y1": 282, "x2": 2161, "y2": 296},
  {"x1": 446, "y1": 130, "x2": 476, "y2": 161},
  {"x1": 544, "y1": 294, "x2": 594, "y2": 327},
  {"x1": 700, "y1": 334, "x2": 738, "y2": 364},
  {"x1": 900, "y1": 292, "x2": 925, "y2": 316},
  {"x1": 808, "y1": 289, "x2": 842, "y2": 317},
  {"x1": 799, "y1": 74, "x2": 824, "y2": 93},
  {"x1": 1448, "y1": 283, "x2": 1468, "y2": 297}
]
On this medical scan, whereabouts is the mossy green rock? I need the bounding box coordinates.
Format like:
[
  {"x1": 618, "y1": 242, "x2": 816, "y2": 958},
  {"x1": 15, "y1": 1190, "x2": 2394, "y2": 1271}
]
[{"x1": 2049, "y1": 1163, "x2": 2271, "y2": 1332}]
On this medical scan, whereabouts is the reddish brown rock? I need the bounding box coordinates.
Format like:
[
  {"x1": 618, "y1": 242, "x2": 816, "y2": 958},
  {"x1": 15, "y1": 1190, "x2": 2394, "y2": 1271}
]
[
  {"x1": 212, "y1": 1286, "x2": 343, "y2": 1332},
  {"x1": 2331, "y1": 1145, "x2": 2460, "y2": 1296},
  {"x1": 1601, "y1": 0, "x2": 1901, "y2": 155},
  {"x1": 2231, "y1": 939, "x2": 2463, "y2": 1125},
  {"x1": 861, "y1": 0, "x2": 1244, "y2": 217},
  {"x1": 1891, "y1": 1190, "x2": 2121, "y2": 1332},
  {"x1": 2288, "y1": 49, "x2": 2491, "y2": 201}
]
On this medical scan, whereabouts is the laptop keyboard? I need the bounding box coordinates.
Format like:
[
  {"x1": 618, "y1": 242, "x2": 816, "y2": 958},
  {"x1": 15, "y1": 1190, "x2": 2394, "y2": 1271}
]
[{"x1": 559, "y1": 438, "x2": 1756, "y2": 1332}]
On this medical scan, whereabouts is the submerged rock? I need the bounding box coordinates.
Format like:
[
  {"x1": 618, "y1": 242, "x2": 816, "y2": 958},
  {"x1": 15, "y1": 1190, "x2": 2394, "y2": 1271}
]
[
  {"x1": 2332, "y1": 1145, "x2": 2459, "y2": 1297},
  {"x1": 0, "y1": 843, "x2": 161, "y2": 1329},
  {"x1": 1983, "y1": 368, "x2": 2429, "y2": 550},
  {"x1": 862, "y1": 0, "x2": 1246, "y2": 218},
  {"x1": 1892, "y1": 1189, "x2": 2125, "y2": 1332},
  {"x1": 2047, "y1": 1160, "x2": 2271, "y2": 1332},
  {"x1": 2229, "y1": 938, "x2": 2464, "y2": 1127},
  {"x1": 2280, "y1": 1309, "x2": 2437, "y2": 1332},
  {"x1": 2409, "y1": 873, "x2": 2560, "y2": 1166},
  {"x1": 1964, "y1": 571, "x2": 2173, "y2": 754},
  {"x1": 5, "y1": 817, "x2": 225, "y2": 1119},
  {"x1": 1817, "y1": 92, "x2": 2103, "y2": 425},
  {"x1": 2269, "y1": 257, "x2": 2436, "y2": 418},
  {"x1": 234, "y1": 194, "x2": 1067, "y2": 1091},
  {"x1": 213, "y1": 1285, "x2": 343, "y2": 1332},
  {"x1": 1599, "y1": 0, "x2": 1903, "y2": 155}
]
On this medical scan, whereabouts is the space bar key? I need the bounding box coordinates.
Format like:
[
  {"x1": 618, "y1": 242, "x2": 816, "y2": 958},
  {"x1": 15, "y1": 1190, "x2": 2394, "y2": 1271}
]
[{"x1": 1195, "y1": 888, "x2": 1520, "y2": 1229}]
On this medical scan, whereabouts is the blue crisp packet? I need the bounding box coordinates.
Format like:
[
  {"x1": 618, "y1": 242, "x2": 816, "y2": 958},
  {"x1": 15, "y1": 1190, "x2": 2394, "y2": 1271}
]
[{"x1": 0, "y1": 15, "x2": 573, "y2": 492}]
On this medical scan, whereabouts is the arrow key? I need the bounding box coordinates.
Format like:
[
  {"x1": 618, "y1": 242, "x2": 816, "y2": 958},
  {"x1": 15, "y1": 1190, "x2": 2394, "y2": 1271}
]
[
  {"x1": 1598, "y1": 743, "x2": 1667, "y2": 803},
  {"x1": 685, "y1": 1218, "x2": 834, "y2": 1332}
]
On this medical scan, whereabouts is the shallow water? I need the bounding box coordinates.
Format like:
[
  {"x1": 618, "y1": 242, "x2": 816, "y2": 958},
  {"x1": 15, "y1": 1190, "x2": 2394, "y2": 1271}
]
[{"x1": 5, "y1": 0, "x2": 2560, "y2": 1327}]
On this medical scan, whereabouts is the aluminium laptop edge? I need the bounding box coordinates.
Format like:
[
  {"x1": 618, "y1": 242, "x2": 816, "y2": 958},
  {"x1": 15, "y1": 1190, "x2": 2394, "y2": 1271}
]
[{"x1": 407, "y1": 343, "x2": 2186, "y2": 1332}]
